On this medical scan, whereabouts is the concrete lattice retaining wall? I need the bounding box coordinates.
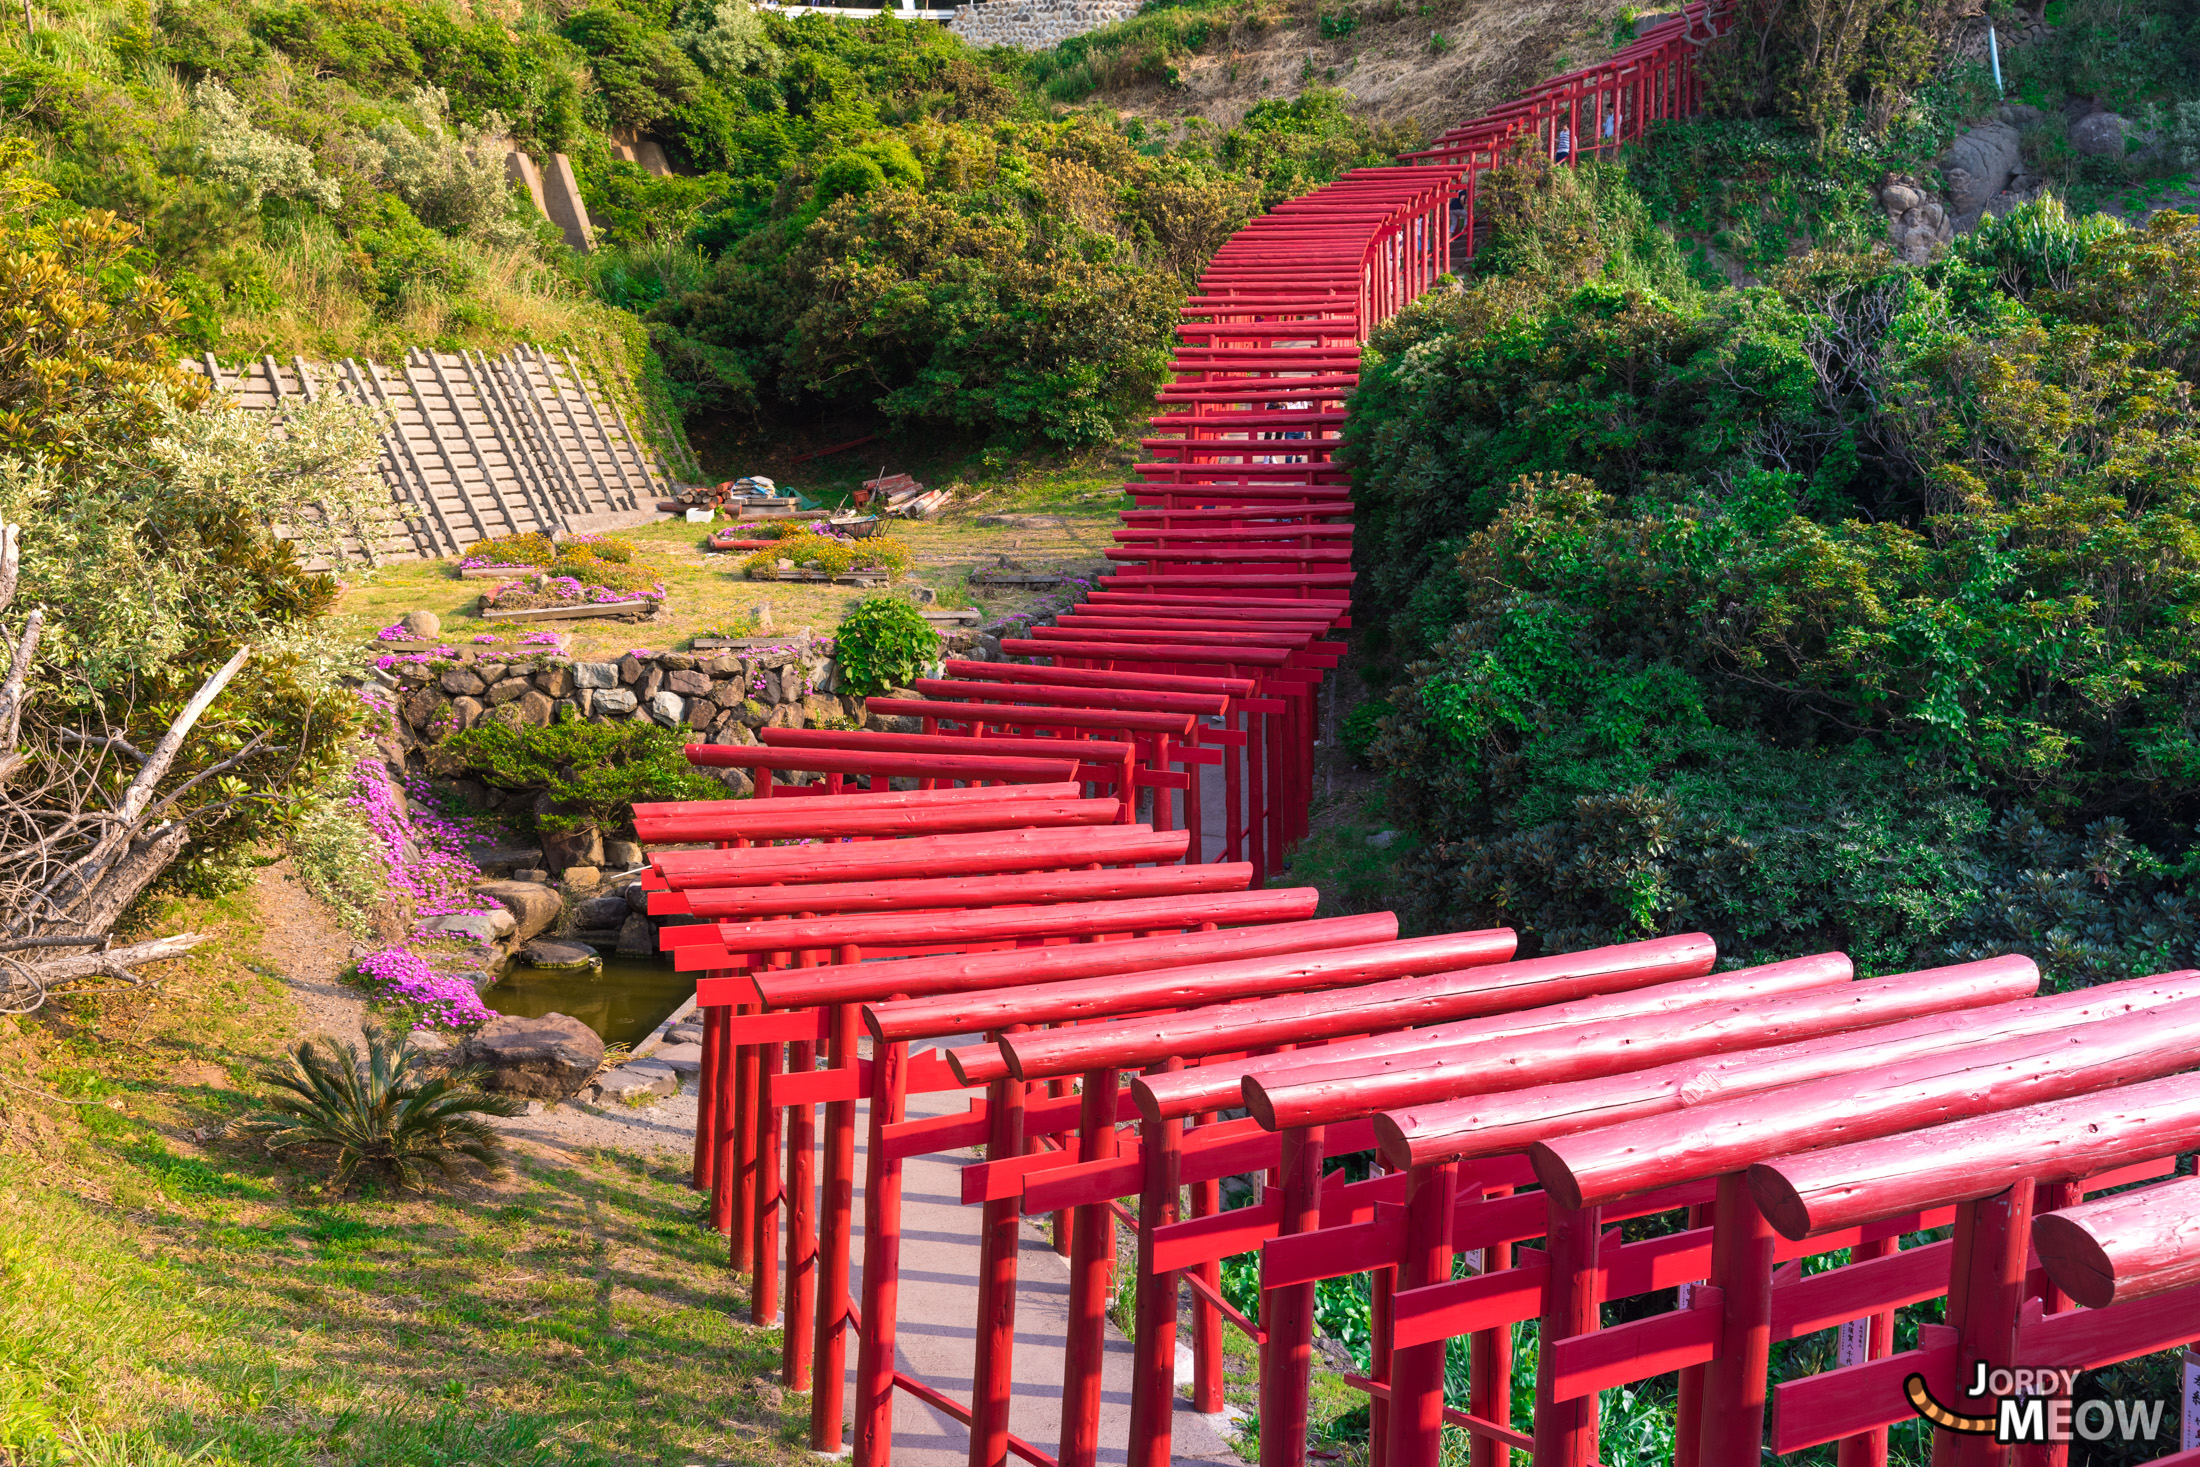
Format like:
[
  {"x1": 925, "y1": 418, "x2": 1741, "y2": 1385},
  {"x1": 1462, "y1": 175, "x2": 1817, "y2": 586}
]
[{"x1": 948, "y1": 0, "x2": 1136, "y2": 49}]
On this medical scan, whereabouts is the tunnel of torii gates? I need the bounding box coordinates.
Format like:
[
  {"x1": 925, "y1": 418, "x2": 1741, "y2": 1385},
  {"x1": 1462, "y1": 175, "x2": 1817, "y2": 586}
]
[{"x1": 618, "y1": 10, "x2": 2199, "y2": 1465}]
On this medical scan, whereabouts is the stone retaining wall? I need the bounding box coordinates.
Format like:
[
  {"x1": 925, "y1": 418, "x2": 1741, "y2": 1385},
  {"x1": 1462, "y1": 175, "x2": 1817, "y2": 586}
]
[
  {"x1": 948, "y1": 0, "x2": 1137, "y2": 50},
  {"x1": 370, "y1": 623, "x2": 1018, "y2": 777}
]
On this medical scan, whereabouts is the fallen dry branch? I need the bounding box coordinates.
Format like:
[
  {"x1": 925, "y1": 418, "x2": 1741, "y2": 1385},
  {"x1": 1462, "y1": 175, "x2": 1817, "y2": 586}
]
[{"x1": 0, "y1": 514, "x2": 248, "y2": 1014}]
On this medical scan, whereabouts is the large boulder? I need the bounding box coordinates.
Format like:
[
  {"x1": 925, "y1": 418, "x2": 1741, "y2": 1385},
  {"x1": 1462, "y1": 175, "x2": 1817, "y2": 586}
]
[
  {"x1": 422, "y1": 910, "x2": 508, "y2": 944},
  {"x1": 461, "y1": 1012, "x2": 603, "y2": 1098},
  {"x1": 603, "y1": 839, "x2": 644, "y2": 870},
  {"x1": 1939, "y1": 122, "x2": 2022, "y2": 217},
  {"x1": 475, "y1": 880, "x2": 562, "y2": 942},
  {"x1": 472, "y1": 844, "x2": 545, "y2": 877},
  {"x1": 2069, "y1": 111, "x2": 2130, "y2": 158},
  {"x1": 573, "y1": 892, "x2": 631, "y2": 927},
  {"x1": 540, "y1": 825, "x2": 603, "y2": 875}
]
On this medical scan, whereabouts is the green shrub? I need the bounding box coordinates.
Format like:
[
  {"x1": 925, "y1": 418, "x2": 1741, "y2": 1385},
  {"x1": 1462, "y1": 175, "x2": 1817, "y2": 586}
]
[
  {"x1": 442, "y1": 714, "x2": 729, "y2": 836},
  {"x1": 834, "y1": 595, "x2": 939, "y2": 696},
  {"x1": 1339, "y1": 698, "x2": 1389, "y2": 765},
  {"x1": 242, "y1": 1029, "x2": 523, "y2": 1192}
]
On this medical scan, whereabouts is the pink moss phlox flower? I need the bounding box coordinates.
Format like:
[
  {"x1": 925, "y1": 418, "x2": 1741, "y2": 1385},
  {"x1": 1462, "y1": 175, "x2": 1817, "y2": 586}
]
[{"x1": 376, "y1": 622, "x2": 411, "y2": 641}]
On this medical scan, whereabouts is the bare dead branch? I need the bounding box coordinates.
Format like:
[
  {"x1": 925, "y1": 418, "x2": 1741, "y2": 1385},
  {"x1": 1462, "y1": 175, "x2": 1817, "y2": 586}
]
[{"x1": 114, "y1": 644, "x2": 252, "y2": 827}]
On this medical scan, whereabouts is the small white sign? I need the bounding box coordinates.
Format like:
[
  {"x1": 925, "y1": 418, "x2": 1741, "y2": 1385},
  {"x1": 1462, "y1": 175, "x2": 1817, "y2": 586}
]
[
  {"x1": 1837, "y1": 1317, "x2": 1870, "y2": 1368},
  {"x1": 1459, "y1": 1247, "x2": 1483, "y2": 1276},
  {"x1": 1677, "y1": 1280, "x2": 1696, "y2": 1311},
  {"x1": 2182, "y1": 1347, "x2": 2198, "y2": 1451}
]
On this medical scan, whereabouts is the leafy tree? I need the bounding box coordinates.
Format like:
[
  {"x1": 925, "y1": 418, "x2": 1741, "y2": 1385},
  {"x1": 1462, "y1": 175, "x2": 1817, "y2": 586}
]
[{"x1": 1347, "y1": 150, "x2": 2200, "y2": 983}]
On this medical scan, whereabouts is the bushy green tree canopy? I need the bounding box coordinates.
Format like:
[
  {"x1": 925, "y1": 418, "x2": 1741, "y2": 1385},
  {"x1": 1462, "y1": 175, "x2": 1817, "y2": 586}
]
[{"x1": 1351, "y1": 165, "x2": 2200, "y2": 983}]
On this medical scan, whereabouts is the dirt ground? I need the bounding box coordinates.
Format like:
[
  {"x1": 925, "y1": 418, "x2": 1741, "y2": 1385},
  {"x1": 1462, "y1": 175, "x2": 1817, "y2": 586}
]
[{"x1": 1097, "y1": 0, "x2": 1638, "y2": 135}]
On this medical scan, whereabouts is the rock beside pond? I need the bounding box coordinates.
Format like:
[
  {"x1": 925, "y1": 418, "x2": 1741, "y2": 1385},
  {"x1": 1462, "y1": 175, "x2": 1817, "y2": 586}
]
[
  {"x1": 594, "y1": 1058, "x2": 680, "y2": 1104},
  {"x1": 615, "y1": 912, "x2": 656, "y2": 956},
  {"x1": 573, "y1": 893, "x2": 630, "y2": 928},
  {"x1": 652, "y1": 1041, "x2": 704, "y2": 1075},
  {"x1": 541, "y1": 827, "x2": 602, "y2": 875},
  {"x1": 472, "y1": 844, "x2": 545, "y2": 877},
  {"x1": 475, "y1": 880, "x2": 562, "y2": 942},
  {"x1": 423, "y1": 910, "x2": 507, "y2": 945},
  {"x1": 518, "y1": 938, "x2": 600, "y2": 971},
  {"x1": 461, "y1": 1013, "x2": 603, "y2": 1098},
  {"x1": 603, "y1": 839, "x2": 644, "y2": 870}
]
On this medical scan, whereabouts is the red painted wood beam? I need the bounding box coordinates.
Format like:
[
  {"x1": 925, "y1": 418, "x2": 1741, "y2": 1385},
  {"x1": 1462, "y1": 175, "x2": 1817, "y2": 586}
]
[
  {"x1": 670, "y1": 746, "x2": 1080, "y2": 785},
  {"x1": 1532, "y1": 992, "x2": 2200, "y2": 1210},
  {"x1": 675, "y1": 862, "x2": 1254, "y2": 921},
  {"x1": 872, "y1": 923, "x2": 1509, "y2": 1046},
  {"x1": 1242, "y1": 957, "x2": 2036, "y2": 1130},
  {"x1": 653, "y1": 824, "x2": 1183, "y2": 889},
  {"x1": 748, "y1": 911, "x2": 1396, "y2": 1010},
  {"x1": 1748, "y1": 1069, "x2": 2200, "y2": 1240},
  {"x1": 671, "y1": 887, "x2": 1319, "y2": 972},
  {"x1": 989, "y1": 934, "x2": 1716, "y2": 1082},
  {"x1": 1375, "y1": 966, "x2": 2200, "y2": 1170},
  {"x1": 2031, "y1": 1175, "x2": 2200, "y2": 1308},
  {"x1": 636, "y1": 795, "x2": 1120, "y2": 844},
  {"x1": 1134, "y1": 952, "x2": 1852, "y2": 1123},
  {"x1": 641, "y1": 779, "x2": 1081, "y2": 817}
]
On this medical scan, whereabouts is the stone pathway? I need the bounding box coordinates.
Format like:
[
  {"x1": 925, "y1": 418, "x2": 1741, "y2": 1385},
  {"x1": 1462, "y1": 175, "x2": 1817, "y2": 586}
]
[{"x1": 818, "y1": 1050, "x2": 1244, "y2": 1466}]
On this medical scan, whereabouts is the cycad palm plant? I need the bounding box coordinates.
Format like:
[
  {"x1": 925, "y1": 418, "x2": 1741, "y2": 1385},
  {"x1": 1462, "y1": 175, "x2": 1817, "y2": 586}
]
[{"x1": 246, "y1": 1028, "x2": 523, "y2": 1190}]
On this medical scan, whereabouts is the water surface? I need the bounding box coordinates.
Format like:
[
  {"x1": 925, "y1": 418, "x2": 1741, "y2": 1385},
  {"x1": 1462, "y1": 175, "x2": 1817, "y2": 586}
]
[{"x1": 484, "y1": 952, "x2": 691, "y2": 1046}]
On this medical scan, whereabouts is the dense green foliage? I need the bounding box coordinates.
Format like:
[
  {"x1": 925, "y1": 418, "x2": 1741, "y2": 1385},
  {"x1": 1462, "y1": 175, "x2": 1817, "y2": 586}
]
[
  {"x1": 443, "y1": 713, "x2": 728, "y2": 836},
  {"x1": 0, "y1": 0, "x2": 1404, "y2": 447},
  {"x1": 637, "y1": 48, "x2": 1406, "y2": 445},
  {"x1": 0, "y1": 143, "x2": 370, "y2": 895},
  {"x1": 833, "y1": 594, "x2": 939, "y2": 695},
  {"x1": 1350, "y1": 148, "x2": 2200, "y2": 982}
]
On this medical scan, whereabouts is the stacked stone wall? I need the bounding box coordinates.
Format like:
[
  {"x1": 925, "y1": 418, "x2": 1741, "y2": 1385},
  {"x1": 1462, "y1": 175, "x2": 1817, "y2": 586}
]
[{"x1": 948, "y1": 0, "x2": 1137, "y2": 50}]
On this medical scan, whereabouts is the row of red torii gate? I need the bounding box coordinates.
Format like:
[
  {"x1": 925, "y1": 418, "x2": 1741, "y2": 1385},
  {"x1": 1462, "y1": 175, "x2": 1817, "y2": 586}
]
[{"x1": 626, "y1": 6, "x2": 2200, "y2": 1465}]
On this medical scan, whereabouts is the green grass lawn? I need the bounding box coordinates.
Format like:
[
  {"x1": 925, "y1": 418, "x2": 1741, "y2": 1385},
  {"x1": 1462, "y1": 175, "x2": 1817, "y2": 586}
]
[
  {"x1": 0, "y1": 889, "x2": 806, "y2": 1467},
  {"x1": 332, "y1": 439, "x2": 1134, "y2": 661}
]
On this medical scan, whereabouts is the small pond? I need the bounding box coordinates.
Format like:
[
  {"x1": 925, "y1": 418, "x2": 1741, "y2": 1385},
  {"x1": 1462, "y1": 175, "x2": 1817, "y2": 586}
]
[{"x1": 483, "y1": 951, "x2": 690, "y2": 1047}]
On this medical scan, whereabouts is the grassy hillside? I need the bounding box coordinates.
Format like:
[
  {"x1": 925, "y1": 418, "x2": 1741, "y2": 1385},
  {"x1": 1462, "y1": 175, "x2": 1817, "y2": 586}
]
[{"x1": 0, "y1": 0, "x2": 1425, "y2": 459}]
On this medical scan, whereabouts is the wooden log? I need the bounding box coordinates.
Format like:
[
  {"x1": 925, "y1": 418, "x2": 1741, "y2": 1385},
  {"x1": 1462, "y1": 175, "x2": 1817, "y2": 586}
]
[
  {"x1": 1748, "y1": 1070, "x2": 2200, "y2": 1240},
  {"x1": 1531, "y1": 994, "x2": 2200, "y2": 1210},
  {"x1": 2031, "y1": 1174, "x2": 2200, "y2": 1309},
  {"x1": 480, "y1": 600, "x2": 655, "y2": 622}
]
